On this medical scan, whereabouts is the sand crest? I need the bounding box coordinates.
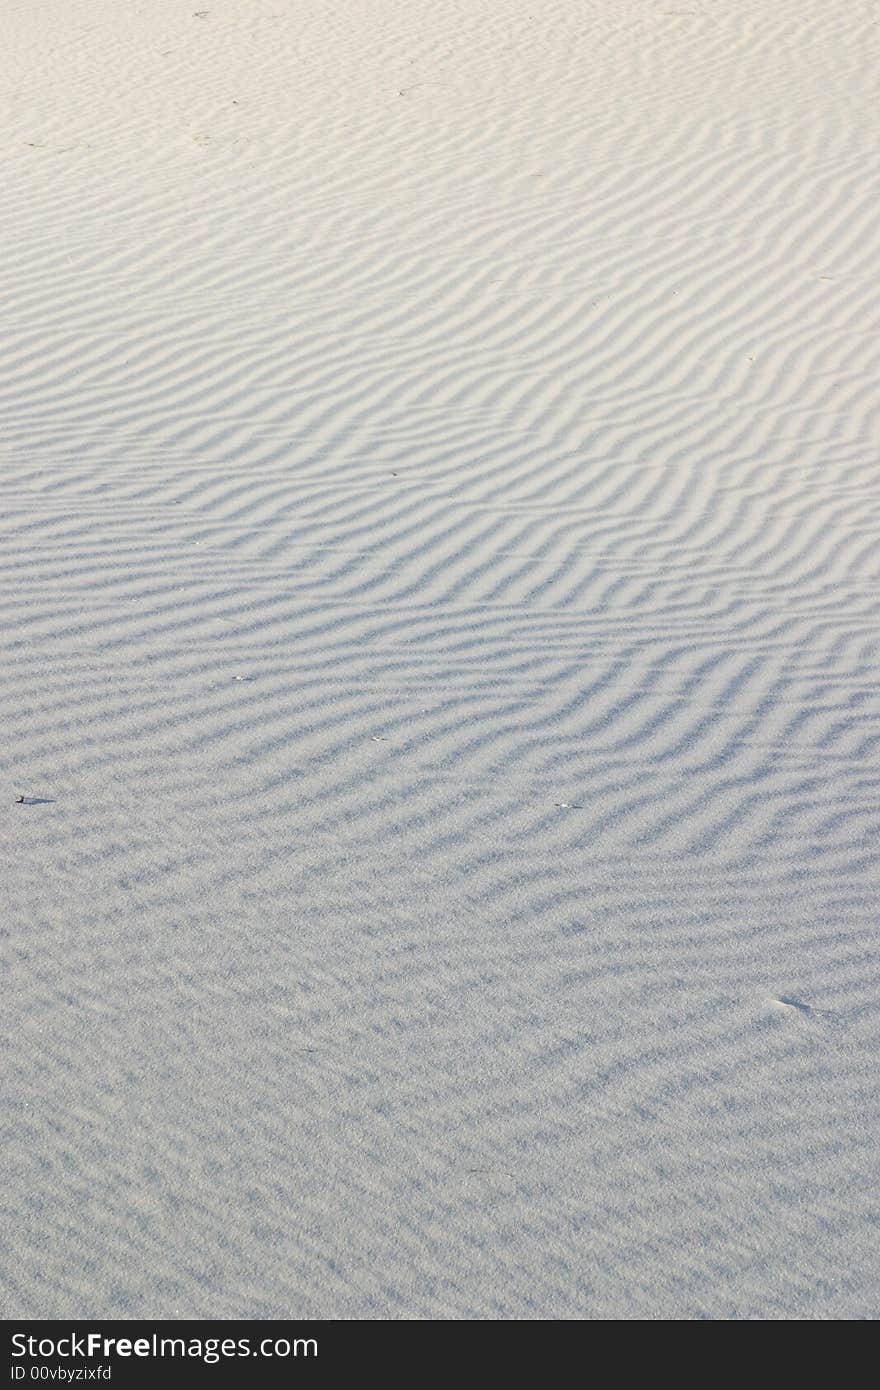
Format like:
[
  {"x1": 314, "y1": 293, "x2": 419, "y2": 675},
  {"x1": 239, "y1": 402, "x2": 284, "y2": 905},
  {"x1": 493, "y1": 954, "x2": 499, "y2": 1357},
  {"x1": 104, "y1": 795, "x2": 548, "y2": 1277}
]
[{"x1": 2, "y1": 0, "x2": 879, "y2": 1319}]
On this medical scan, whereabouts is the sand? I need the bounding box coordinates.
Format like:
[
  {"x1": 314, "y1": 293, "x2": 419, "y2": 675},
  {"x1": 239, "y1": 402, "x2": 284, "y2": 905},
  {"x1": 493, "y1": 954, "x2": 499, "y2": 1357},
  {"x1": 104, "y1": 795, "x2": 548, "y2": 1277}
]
[{"x1": 2, "y1": 0, "x2": 879, "y2": 1319}]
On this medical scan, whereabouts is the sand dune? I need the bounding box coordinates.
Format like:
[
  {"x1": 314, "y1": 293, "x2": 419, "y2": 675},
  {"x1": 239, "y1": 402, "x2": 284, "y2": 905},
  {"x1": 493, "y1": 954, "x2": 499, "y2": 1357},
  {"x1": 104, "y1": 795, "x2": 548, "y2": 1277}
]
[{"x1": 2, "y1": 0, "x2": 879, "y2": 1318}]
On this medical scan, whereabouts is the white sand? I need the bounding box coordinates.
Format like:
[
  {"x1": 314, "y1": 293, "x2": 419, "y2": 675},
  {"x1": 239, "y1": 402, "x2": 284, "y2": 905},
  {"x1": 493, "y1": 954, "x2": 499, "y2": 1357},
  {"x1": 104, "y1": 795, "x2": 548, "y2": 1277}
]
[{"x1": 2, "y1": 0, "x2": 879, "y2": 1319}]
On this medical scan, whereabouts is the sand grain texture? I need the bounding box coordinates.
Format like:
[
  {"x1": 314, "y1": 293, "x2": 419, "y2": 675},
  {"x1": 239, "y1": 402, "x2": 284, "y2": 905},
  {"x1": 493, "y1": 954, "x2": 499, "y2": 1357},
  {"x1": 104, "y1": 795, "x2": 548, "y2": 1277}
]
[{"x1": 2, "y1": 0, "x2": 879, "y2": 1318}]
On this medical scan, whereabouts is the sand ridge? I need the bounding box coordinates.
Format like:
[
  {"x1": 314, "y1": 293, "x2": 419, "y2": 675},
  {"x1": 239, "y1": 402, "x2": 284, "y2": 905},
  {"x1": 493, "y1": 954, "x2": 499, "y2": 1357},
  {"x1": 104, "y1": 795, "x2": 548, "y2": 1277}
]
[{"x1": 2, "y1": 0, "x2": 879, "y2": 1318}]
